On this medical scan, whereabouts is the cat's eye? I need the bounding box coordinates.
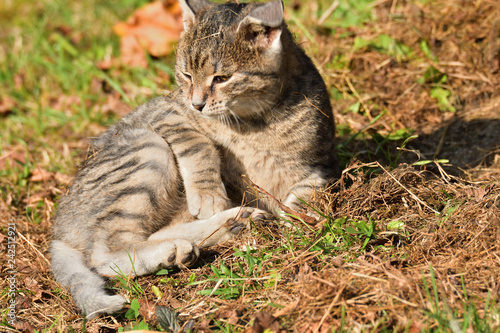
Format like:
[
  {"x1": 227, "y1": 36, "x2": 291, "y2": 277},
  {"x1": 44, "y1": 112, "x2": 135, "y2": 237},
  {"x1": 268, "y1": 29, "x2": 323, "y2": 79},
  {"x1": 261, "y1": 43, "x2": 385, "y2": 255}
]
[
  {"x1": 212, "y1": 75, "x2": 231, "y2": 84},
  {"x1": 182, "y1": 72, "x2": 192, "y2": 82}
]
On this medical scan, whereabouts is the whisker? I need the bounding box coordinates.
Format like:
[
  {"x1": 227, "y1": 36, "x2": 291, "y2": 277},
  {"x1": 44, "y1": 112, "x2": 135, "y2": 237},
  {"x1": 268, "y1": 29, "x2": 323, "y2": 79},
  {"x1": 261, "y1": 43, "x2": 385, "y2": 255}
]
[{"x1": 227, "y1": 107, "x2": 242, "y2": 132}]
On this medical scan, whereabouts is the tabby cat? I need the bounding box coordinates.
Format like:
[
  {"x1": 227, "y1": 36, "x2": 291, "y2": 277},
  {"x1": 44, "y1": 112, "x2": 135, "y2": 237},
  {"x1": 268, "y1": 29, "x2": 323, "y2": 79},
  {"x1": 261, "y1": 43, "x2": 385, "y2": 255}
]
[{"x1": 50, "y1": 0, "x2": 336, "y2": 319}]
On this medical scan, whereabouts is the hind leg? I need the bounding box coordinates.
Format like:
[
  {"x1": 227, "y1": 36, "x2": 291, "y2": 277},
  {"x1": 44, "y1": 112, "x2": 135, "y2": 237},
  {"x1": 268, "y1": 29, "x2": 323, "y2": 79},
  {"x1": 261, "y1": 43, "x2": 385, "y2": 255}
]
[
  {"x1": 84, "y1": 129, "x2": 203, "y2": 276},
  {"x1": 92, "y1": 238, "x2": 200, "y2": 276},
  {"x1": 50, "y1": 240, "x2": 127, "y2": 319}
]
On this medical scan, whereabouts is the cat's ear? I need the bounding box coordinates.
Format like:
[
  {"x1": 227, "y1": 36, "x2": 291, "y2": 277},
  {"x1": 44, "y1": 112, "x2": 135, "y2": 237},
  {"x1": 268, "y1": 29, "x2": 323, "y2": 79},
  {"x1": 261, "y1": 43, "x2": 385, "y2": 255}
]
[
  {"x1": 178, "y1": 0, "x2": 212, "y2": 30},
  {"x1": 237, "y1": 0, "x2": 284, "y2": 54}
]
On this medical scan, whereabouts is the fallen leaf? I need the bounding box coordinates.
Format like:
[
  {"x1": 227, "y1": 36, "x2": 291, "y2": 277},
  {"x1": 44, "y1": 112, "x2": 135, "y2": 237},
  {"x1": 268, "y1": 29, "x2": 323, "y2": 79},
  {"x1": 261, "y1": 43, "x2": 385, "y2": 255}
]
[
  {"x1": 54, "y1": 172, "x2": 73, "y2": 185},
  {"x1": 0, "y1": 149, "x2": 27, "y2": 170},
  {"x1": 114, "y1": 0, "x2": 183, "y2": 67},
  {"x1": 156, "y1": 305, "x2": 180, "y2": 332},
  {"x1": 96, "y1": 58, "x2": 114, "y2": 70},
  {"x1": 99, "y1": 93, "x2": 133, "y2": 117},
  {"x1": 138, "y1": 299, "x2": 156, "y2": 321},
  {"x1": 118, "y1": 35, "x2": 149, "y2": 68},
  {"x1": 0, "y1": 96, "x2": 16, "y2": 115},
  {"x1": 16, "y1": 295, "x2": 33, "y2": 309},
  {"x1": 24, "y1": 277, "x2": 42, "y2": 299},
  {"x1": 30, "y1": 167, "x2": 53, "y2": 182},
  {"x1": 219, "y1": 308, "x2": 239, "y2": 325},
  {"x1": 13, "y1": 321, "x2": 35, "y2": 332},
  {"x1": 273, "y1": 299, "x2": 299, "y2": 317},
  {"x1": 196, "y1": 319, "x2": 212, "y2": 332},
  {"x1": 48, "y1": 95, "x2": 82, "y2": 114},
  {"x1": 251, "y1": 312, "x2": 281, "y2": 333},
  {"x1": 23, "y1": 191, "x2": 51, "y2": 206}
]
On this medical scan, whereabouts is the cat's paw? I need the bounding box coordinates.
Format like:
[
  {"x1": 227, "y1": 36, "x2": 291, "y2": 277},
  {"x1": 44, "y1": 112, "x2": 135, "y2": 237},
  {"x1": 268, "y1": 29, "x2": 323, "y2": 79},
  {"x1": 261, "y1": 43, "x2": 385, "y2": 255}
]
[
  {"x1": 224, "y1": 207, "x2": 273, "y2": 235},
  {"x1": 194, "y1": 207, "x2": 273, "y2": 248},
  {"x1": 164, "y1": 239, "x2": 200, "y2": 268},
  {"x1": 282, "y1": 197, "x2": 320, "y2": 220},
  {"x1": 188, "y1": 191, "x2": 231, "y2": 219},
  {"x1": 84, "y1": 294, "x2": 127, "y2": 319}
]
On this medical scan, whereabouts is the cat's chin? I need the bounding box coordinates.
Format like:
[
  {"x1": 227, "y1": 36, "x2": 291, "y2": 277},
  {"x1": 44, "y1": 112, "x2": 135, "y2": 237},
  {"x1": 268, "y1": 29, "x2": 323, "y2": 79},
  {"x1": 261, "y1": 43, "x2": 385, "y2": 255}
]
[{"x1": 199, "y1": 111, "x2": 229, "y2": 121}]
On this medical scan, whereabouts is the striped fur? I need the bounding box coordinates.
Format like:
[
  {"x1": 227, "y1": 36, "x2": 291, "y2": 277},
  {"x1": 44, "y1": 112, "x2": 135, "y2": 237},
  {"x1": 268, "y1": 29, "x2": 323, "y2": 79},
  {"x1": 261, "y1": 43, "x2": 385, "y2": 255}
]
[{"x1": 50, "y1": 0, "x2": 336, "y2": 319}]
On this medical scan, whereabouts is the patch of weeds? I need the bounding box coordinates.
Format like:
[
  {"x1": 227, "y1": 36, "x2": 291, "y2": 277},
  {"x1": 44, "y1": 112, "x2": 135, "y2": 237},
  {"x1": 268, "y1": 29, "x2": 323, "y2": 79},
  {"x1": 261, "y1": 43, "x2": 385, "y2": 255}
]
[
  {"x1": 111, "y1": 259, "x2": 156, "y2": 332},
  {"x1": 419, "y1": 39, "x2": 438, "y2": 62},
  {"x1": 327, "y1": 54, "x2": 349, "y2": 72},
  {"x1": 189, "y1": 247, "x2": 279, "y2": 299},
  {"x1": 110, "y1": 255, "x2": 144, "y2": 299},
  {"x1": 111, "y1": 273, "x2": 144, "y2": 300},
  {"x1": 353, "y1": 34, "x2": 413, "y2": 62},
  {"x1": 319, "y1": 0, "x2": 378, "y2": 28},
  {"x1": 212, "y1": 319, "x2": 238, "y2": 333},
  {"x1": 436, "y1": 200, "x2": 462, "y2": 226},
  {"x1": 369, "y1": 130, "x2": 417, "y2": 167},
  {"x1": 418, "y1": 66, "x2": 457, "y2": 112},
  {"x1": 337, "y1": 110, "x2": 393, "y2": 165},
  {"x1": 118, "y1": 299, "x2": 150, "y2": 332},
  {"x1": 430, "y1": 86, "x2": 456, "y2": 113},
  {"x1": 280, "y1": 212, "x2": 381, "y2": 260},
  {"x1": 322, "y1": 216, "x2": 379, "y2": 253},
  {"x1": 422, "y1": 264, "x2": 500, "y2": 332}
]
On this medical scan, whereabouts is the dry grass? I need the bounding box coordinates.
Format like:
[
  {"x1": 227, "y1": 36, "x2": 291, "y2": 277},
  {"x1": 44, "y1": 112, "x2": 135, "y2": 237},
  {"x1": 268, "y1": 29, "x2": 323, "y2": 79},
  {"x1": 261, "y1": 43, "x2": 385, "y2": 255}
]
[{"x1": 1, "y1": 0, "x2": 499, "y2": 332}]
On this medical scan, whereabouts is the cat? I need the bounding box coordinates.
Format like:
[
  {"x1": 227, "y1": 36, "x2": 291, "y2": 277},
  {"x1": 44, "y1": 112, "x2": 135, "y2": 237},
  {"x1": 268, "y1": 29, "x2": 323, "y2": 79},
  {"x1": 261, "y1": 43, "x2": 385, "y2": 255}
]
[{"x1": 50, "y1": 0, "x2": 336, "y2": 319}]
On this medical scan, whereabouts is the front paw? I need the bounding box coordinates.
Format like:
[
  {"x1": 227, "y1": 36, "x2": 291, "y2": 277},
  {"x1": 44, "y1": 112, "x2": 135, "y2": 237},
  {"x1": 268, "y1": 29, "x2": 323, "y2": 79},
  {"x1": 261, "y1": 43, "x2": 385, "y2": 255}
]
[
  {"x1": 164, "y1": 239, "x2": 200, "y2": 268},
  {"x1": 188, "y1": 191, "x2": 231, "y2": 219},
  {"x1": 226, "y1": 207, "x2": 273, "y2": 235}
]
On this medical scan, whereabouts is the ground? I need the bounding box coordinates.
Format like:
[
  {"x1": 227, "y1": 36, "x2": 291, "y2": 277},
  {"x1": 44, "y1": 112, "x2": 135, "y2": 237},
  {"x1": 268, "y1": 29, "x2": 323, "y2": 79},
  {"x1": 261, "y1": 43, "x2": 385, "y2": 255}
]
[{"x1": 0, "y1": 0, "x2": 499, "y2": 332}]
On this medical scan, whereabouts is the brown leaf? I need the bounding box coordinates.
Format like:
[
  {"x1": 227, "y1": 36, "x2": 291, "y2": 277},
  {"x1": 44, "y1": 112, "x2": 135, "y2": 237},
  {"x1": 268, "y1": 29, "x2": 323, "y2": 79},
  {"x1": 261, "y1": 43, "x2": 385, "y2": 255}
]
[
  {"x1": 30, "y1": 167, "x2": 53, "y2": 182},
  {"x1": 138, "y1": 299, "x2": 156, "y2": 321},
  {"x1": 473, "y1": 187, "x2": 487, "y2": 201},
  {"x1": 54, "y1": 172, "x2": 73, "y2": 185},
  {"x1": 219, "y1": 309, "x2": 239, "y2": 325},
  {"x1": 0, "y1": 149, "x2": 27, "y2": 170},
  {"x1": 13, "y1": 321, "x2": 35, "y2": 332},
  {"x1": 16, "y1": 295, "x2": 33, "y2": 309},
  {"x1": 100, "y1": 93, "x2": 133, "y2": 117},
  {"x1": 196, "y1": 319, "x2": 212, "y2": 332},
  {"x1": 23, "y1": 193, "x2": 48, "y2": 206},
  {"x1": 118, "y1": 35, "x2": 149, "y2": 68},
  {"x1": 251, "y1": 312, "x2": 281, "y2": 333},
  {"x1": 49, "y1": 95, "x2": 81, "y2": 113},
  {"x1": 0, "y1": 96, "x2": 16, "y2": 115},
  {"x1": 96, "y1": 58, "x2": 114, "y2": 70},
  {"x1": 114, "y1": 0, "x2": 183, "y2": 67},
  {"x1": 273, "y1": 299, "x2": 299, "y2": 317},
  {"x1": 24, "y1": 277, "x2": 42, "y2": 299}
]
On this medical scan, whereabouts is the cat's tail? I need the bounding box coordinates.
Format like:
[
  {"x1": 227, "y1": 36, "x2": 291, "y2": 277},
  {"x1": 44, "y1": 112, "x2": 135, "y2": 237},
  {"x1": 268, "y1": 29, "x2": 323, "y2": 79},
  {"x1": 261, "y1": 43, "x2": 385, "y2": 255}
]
[{"x1": 50, "y1": 240, "x2": 126, "y2": 319}]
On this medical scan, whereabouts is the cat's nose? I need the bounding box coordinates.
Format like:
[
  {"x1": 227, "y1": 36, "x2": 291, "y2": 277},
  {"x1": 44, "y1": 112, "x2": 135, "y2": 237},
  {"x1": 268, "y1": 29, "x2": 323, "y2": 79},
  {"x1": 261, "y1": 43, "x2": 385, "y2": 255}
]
[{"x1": 192, "y1": 102, "x2": 205, "y2": 111}]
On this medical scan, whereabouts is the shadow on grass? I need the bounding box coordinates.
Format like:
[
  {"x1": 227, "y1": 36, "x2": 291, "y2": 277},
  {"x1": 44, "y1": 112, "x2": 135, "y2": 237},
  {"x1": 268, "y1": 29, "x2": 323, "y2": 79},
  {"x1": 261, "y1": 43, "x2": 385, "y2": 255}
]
[{"x1": 339, "y1": 98, "x2": 500, "y2": 177}]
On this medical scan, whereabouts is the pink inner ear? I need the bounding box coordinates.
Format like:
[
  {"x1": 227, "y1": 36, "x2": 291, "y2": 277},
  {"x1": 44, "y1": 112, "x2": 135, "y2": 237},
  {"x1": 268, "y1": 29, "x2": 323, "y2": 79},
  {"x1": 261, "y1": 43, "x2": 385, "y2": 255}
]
[
  {"x1": 244, "y1": 26, "x2": 281, "y2": 50},
  {"x1": 267, "y1": 27, "x2": 281, "y2": 45}
]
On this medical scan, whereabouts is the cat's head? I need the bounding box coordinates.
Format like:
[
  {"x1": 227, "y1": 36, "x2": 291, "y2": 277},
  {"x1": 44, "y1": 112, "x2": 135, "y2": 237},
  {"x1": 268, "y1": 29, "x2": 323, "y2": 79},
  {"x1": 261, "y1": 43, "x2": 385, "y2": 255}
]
[{"x1": 176, "y1": 0, "x2": 287, "y2": 124}]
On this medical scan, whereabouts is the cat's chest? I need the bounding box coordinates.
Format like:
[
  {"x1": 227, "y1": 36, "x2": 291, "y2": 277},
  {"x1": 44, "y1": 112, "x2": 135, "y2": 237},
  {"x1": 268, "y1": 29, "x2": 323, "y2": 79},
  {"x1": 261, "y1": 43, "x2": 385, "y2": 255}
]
[
  {"x1": 192, "y1": 118, "x2": 305, "y2": 199},
  {"x1": 220, "y1": 135, "x2": 300, "y2": 200}
]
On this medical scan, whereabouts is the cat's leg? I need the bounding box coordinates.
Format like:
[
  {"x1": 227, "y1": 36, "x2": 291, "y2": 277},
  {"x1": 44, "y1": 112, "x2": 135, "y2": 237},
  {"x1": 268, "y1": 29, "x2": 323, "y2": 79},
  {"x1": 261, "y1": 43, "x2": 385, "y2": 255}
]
[
  {"x1": 283, "y1": 172, "x2": 328, "y2": 216},
  {"x1": 83, "y1": 127, "x2": 203, "y2": 276},
  {"x1": 154, "y1": 110, "x2": 231, "y2": 219},
  {"x1": 91, "y1": 207, "x2": 269, "y2": 276},
  {"x1": 51, "y1": 126, "x2": 189, "y2": 318},
  {"x1": 91, "y1": 237, "x2": 200, "y2": 277},
  {"x1": 149, "y1": 206, "x2": 270, "y2": 248}
]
